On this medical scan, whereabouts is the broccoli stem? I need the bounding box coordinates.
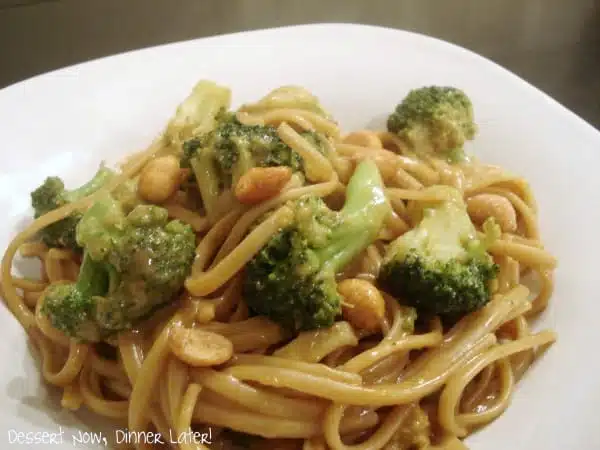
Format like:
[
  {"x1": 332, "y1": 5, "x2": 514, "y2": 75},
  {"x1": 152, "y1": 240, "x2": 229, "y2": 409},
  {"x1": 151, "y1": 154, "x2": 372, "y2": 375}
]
[
  {"x1": 63, "y1": 166, "x2": 114, "y2": 203},
  {"x1": 75, "y1": 193, "x2": 127, "y2": 261},
  {"x1": 319, "y1": 159, "x2": 389, "y2": 275},
  {"x1": 76, "y1": 252, "x2": 111, "y2": 298},
  {"x1": 191, "y1": 149, "x2": 221, "y2": 223},
  {"x1": 232, "y1": 147, "x2": 255, "y2": 186},
  {"x1": 166, "y1": 80, "x2": 232, "y2": 144}
]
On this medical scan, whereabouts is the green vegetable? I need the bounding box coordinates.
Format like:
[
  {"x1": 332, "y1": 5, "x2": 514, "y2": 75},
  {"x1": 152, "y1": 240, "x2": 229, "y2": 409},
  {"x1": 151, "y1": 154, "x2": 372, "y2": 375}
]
[
  {"x1": 163, "y1": 79, "x2": 232, "y2": 151},
  {"x1": 239, "y1": 85, "x2": 332, "y2": 118},
  {"x1": 184, "y1": 113, "x2": 305, "y2": 222},
  {"x1": 387, "y1": 86, "x2": 476, "y2": 162},
  {"x1": 41, "y1": 194, "x2": 196, "y2": 341},
  {"x1": 378, "y1": 187, "x2": 499, "y2": 317},
  {"x1": 111, "y1": 178, "x2": 142, "y2": 213},
  {"x1": 30, "y1": 166, "x2": 114, "y2": 251},
  {"x1": 41, "y1": 252, "x2": 110, "y2": 341},
  {"x1": 243, "y1": 159, "x2": 390, "y2": 332}
]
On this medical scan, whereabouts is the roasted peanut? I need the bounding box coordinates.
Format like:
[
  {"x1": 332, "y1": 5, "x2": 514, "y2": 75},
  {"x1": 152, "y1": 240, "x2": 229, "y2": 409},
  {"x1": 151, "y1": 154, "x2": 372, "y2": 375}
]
[
  {"x1": 338, "y1": 279, "x2": 386, "y2": 332},
  {"x1": 235, "y1": 166, "x2": 292, "y2": 204},
  {"x1": 138, "y1": 155, "x2": 182, "y2": 204},
  {"x1": 467, "y1": 193, "x2": 517, "y2": 233},
  {"x1": 169, "y1": 327, "x2": 233, "y2": 367}
]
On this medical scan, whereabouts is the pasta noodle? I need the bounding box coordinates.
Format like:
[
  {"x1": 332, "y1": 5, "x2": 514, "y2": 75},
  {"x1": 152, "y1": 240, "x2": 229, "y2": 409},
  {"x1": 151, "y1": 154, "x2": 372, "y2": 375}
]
[{"x1": 0, "y1": 83, "x2": 557, "y2": 450}]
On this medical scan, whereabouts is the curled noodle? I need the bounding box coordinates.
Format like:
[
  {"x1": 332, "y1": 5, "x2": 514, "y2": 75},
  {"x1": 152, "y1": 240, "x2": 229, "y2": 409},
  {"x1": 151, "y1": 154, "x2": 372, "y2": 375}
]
[{"x1": 0, "y1": 84, "x2": 557, "y2": 450}]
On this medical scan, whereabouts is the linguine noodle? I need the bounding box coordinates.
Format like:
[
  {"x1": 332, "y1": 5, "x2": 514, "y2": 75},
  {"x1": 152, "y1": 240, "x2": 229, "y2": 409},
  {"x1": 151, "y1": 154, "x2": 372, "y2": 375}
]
[{"x1": 0, "y1": 84, "x2": 557, "y2": 450}]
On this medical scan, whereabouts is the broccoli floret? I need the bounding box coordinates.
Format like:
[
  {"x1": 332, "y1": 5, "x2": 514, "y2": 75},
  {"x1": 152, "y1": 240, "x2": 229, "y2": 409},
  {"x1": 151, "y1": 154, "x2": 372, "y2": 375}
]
[
  {"x1": 181, "y1": 137, "x2": 202, "y2": 169},
  {"x1": 211, "y1": 113, "x2": 303, "y2": 171},
  {"x1": 41, "y1": 252, "x2": 110, "y2": 341},
  {"x1": 387, "y1": 86, "x2": 476, "y2": 162},
  {"x1": 30, "y1": 166, "x2": 114, "y2": 251},
  {"x1": 41, "y1": 194, "x2": 196, "y2": 341},
  {"x1": 185, "y1": 113, "x2": 306, "y2": 222},
  {"x1": 243, "y1": 159, "x2": 390, "y2": 332},
  {"x1": 378, "y1": 187, "x2": 499, "y2": 317}
]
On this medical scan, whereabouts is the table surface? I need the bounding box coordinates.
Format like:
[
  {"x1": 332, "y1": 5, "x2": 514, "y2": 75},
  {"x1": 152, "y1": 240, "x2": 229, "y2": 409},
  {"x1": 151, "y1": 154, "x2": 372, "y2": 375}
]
[{"x1": 1, "y1": 0, "x2": 599, "y2": 128}]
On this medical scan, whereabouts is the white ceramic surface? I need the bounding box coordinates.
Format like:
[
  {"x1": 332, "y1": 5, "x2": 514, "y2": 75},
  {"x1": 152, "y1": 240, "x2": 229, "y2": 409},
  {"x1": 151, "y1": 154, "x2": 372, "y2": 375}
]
[{"x1": 1, "y1": 23, "x2": 599, "y2": 449}]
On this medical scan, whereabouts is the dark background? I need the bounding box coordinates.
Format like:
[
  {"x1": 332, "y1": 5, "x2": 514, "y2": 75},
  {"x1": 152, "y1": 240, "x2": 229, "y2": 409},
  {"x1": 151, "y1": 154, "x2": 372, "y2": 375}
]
[{"x1": 1, "y1": 0, "x2": 599, "y2": 127}]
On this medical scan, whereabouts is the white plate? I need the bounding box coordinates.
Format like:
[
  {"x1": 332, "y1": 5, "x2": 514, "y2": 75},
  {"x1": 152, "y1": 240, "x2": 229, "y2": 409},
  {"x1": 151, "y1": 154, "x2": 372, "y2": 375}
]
[{"x1": 1, "y1": 23, "x2": 599, "y2": 450}]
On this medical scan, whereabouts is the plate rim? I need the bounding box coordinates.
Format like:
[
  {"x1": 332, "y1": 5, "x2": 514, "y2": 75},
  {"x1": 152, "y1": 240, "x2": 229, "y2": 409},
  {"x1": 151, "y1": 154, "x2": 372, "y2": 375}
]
[{"x1": 0, "y1": 22, "x2": 598, "y2": 138}]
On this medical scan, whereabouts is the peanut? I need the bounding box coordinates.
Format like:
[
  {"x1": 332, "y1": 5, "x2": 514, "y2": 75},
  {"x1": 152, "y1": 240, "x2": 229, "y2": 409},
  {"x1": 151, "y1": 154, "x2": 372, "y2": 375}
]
[
  {"x1": 467, "y1": 193, "x2": 517, "y2": 233},
  {"x1": 235, "y1": 166, "x2": 292, "y2": 204},
  {"x1": 169, "y1": 327, "x2": 233, "y2": 367},
  {"x1": 138, "y1": 155, "x2": 182, "y2": 204},
  {"x1": 338, "y1": 279, "x2": 386, "y2": 332}
]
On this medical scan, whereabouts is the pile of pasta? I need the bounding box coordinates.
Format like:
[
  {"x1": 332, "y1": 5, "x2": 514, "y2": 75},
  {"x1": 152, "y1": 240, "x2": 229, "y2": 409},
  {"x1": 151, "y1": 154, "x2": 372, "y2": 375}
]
[{"x1": 1, "y1": 84, "x2": 557, "y2": 450}]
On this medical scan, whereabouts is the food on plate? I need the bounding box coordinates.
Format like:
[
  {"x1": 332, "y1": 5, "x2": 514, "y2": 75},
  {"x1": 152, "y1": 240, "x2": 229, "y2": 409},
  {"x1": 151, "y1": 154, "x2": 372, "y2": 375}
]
[{"x1": 0, "y1": 80, "x2": 557, "y2": 450}]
